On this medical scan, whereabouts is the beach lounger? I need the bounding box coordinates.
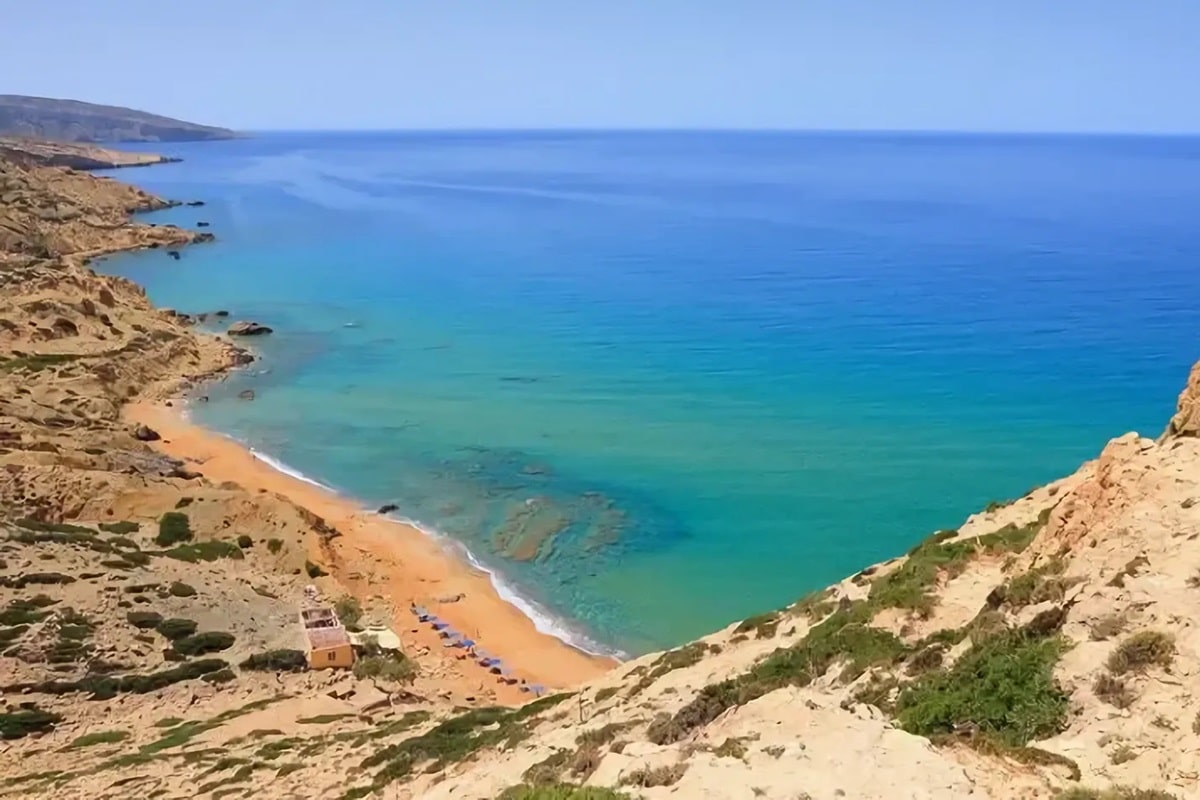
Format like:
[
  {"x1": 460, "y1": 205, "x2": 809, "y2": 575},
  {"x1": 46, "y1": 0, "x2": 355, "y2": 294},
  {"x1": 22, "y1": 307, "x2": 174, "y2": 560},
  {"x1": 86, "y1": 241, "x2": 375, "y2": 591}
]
[
  {"x1": 438, "y1": 627, "x2": 459, "y2": 639},
  {"x1": 431, "y1": 620, "x2": 451, "y2": 631},
  {"x1": 459, "y1": 638, "x2": 476, "y2": 649},
  {"x1": 442, "y1": 634, "x2": 464, "y2": 648},
  {"x1": 411, "y1": 605, "x2": 432, "y2": 622}
]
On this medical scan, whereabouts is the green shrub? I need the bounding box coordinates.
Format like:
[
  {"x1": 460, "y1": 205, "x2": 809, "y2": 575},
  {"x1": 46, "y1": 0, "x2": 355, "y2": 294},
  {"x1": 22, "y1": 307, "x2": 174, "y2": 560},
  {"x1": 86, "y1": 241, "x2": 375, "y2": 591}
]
[
  {"x1": 236, "y1": 535, "x2": 253, "y2": 549},
  {"x1": 0, "y1": 572, "x2": 76, "y2": 589},
  {"x1": 15, "y1": 518, "x2": 95, "y2": 534},
  {"x1": 498, "y1": 786, "x2": 632, "y2": 800},
  {"x1": 8, "y1": 659, "x2": 229, "y2": 700},
  {"x1": 239, "y1": 649, "x2": 307, "y2": 672},
  {"x1": 172, "y1": 632, "x2": 236, "y2": 657},
  {"x1": 201, "y1": 668, "x2": 237, "y2": 685},
  {"x1": 126, "y1": 611, "x2": 163, "y2": 629},
  {"x1": 0, "y1": 707, "x2": 62, "y2": 739},
  {"x1": 353, "y1": 654, "x2": 416, "y2": 684},
  {"x1": 156, "y1": 618, "x2": 198, "y2": 640},
  {"x1": 1107, "y1": 631, "x2": 1175, "y2": 675},
  {"x1": 155, "y1": 512, "x2": 193, "y2": 546},
  {"x1": 105, "y1": 536, "x2": 140, "y2": 550},
  {"x1": 334, "y1": 595, "x2": 364, "y2": 628},
  {"x1": 594, "y1": 686, "x2": 619, "y2": 703},
  {"x1": 100, "y1": 521, "x2": 140, "y2": 535},
  {"x1": 160, "y1": 541, "x2": 244, "y2": 563},
  {"x1": 896, "y1": 629, "x2": 1068, "y2": 747},
  {"x1": 0, "y1": 597, "x2": 56, "y2": 626},
  {"x1": 266, "y1": 538, "x2": 284, "y2": 554},
  {"x1": 67, "y1": 729, "x2": 129, "y2": 748},
  {"x1": 0, "y1": 624, "x2": 29, "y2": 644},
  {"x1": 305, "y1": 560, "x2": 327, "y2": 578},
  {"x1": 734, "y1": 612, "x2": 780, "y2": 639},
  {"x1": 169, "y1": 581, "x2": 197, "y2": 597},
  {"x1": 174, "y1": 497, "x2": 194, "y2": 509},
  {"x1": 621, "y1": 763, "x2": 688, "y2": 787}
]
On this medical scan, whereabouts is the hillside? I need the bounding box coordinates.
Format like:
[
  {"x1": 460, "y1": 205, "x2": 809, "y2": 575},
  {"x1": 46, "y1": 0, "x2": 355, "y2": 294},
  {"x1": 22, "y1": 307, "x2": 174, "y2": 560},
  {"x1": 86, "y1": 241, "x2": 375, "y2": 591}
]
[
  {"x1": 0, "y1": 145, "x2": 1197, "y2": 800},
  {"x1": 0, "y1": 137, "x2": 181, "y2": 170},
  {"x1": 0, "y1": 95, "x2": 236, "y2": 142}
]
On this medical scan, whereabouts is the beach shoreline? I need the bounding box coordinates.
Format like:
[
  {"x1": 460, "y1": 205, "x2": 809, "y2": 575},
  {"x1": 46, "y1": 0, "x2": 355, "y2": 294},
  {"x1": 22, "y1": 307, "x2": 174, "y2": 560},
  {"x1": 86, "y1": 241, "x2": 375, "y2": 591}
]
[{"x1": 124, "y1": 397, "x2": 616, "y2": 695}]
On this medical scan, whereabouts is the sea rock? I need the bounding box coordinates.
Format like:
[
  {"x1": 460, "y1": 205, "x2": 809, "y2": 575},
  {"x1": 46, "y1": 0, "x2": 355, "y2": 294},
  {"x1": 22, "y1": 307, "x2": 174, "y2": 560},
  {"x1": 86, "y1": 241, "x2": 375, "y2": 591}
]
[
  {"x1": 133, "y1": 424, "x2": 160, "y2": 442},
  {"x1": 186, "y1": 200, "x2": 205, "y2": 207},
  {"x1": 238, "y1": 389, "x2": 256, "y2": 401},
  {"x1": 195, "y1": 232, "x2": 215, "y2": 243},
  {"x1": 378, "y1": 503, "x2": 399, "y2": 514},
  {"x1": 227, "y1": 321, "x2": 273, "y2": 336},
  {"x1": 166, "y1": 250, "x2": 180, "y2": 261},
  {"x1": 197, "y1": 221, "x2": 210, "y2": 227},
  {"x1": 230, "y1": 349, "x2": 255, "y2": 366},
  {"x1": 214, "y1": 310, "x2": 229, "y2": 317}
]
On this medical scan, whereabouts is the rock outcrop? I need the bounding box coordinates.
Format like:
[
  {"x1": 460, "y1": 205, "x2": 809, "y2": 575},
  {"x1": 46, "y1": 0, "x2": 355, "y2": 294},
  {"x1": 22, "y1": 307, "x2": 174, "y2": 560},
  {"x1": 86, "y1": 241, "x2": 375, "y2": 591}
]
[
  {"x1": 226, "y1": 321, "x2": 273, "y2": 336},
  {"x1": 1162, "y1": 359, "x2": 1200, "y2": 440}
]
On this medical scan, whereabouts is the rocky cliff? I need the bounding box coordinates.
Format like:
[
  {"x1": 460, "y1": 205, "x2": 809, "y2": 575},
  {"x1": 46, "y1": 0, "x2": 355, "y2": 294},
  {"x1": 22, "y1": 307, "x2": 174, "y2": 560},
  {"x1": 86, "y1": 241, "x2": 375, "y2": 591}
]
[
  {"x1": 0, "y1": 95, "x2": 236, "y2": 143},
  {"x1": 0, "y1": 146, "x2": 1196, "y2": 800}
]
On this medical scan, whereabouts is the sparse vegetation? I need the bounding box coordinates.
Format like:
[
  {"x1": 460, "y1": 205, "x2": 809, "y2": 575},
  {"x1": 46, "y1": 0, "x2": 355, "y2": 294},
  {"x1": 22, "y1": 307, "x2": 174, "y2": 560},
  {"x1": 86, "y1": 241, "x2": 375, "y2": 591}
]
[
  {"x1": 499, "y1": 786, "x2": 631, "y2": 800},
  {"x1": 1094, "y1": 673, "x2": 1135, "y2": 709},
  {"x1": 267, "y1": 538, "x2": 284, "y2": 554},
  {"x1": 345, "y1": 693, "x2": 572, "y2": 798},
  {"x1": 1107, "y1": 631, "x2": 1175, "y2": 675},
  {"x1": 896, "y1": 628, "x2": 1068, "y2": 746},
  {"x1": 594, "y1": 686, "x2": 619, "y2": 703},
  {"x1": 0, "y1": 595, "x2": 58, "y2": 625},
  {"x1": 155, "y1": 512, "x2": 192, "y2": 546},
  {"x1": 172, "y1": 631, "x2": 236, "y2": 657},
  {"x1": 1055, "y1": 789, "x2": 1179, "y2": 800},
  {"x1": 4, "y1": 659, "x2": 229, "y2": 700},
  {"x1": 236, "y1": 534, "x2": 253, "y2": 548},
  {"x1": 168, "y1": 581, "x2": 197, "y2": 597},
  {"x1": 0, "y1": 706, "x2": 62, "y2": 739},
  {"x1": 735, "y1": 611, "x2": 781, "y2": 639},
  {"x1": 1089, "y1": 613, "x2": 1128, "y2": 641},
  {"x1": 1110, "y1": 744, "x2": 1138, "y2": 765},
  {"x1": 1000, "y1": 558, "x2": 1078, "y2": 608},
  {"x1": 335, "y1": 595, "x2": 364, "y2": 629},
  {"x1": 628, "y1": 641, "x2": 720, "y2": 697},
  {"x1": 353, "y1": 653, "x2": 417, "y2": 684},
  {"x1": 621, "y1": 762, "x2": 688, "y2": 788},
  {"x1": 0, "y1": 572, "x2": 76, "y2": 588},
  {"x1": 100, "y1": 521, "x2": 140, "y2": 535},
  {"x1": 126, "y1": 611, "x2": 163, "y2": 629},
  {"x1": 174, "y1": 497, "x2": 194, "y2": 509},
  {"x1": 713, "y1": 736, "x2": 749, "y2": 760},
  {"x1": 67, "y1": 729, "x2": 129, "y2": 748},
  {"x1": 155, "y1": 618, "x2": 198, "y2": 640},
  {"x1": 201, "y1": 668, "x2": 237, "y2": 684},
  {"x1": 790, "y1": 589, "x2": 836, "y2": 621},
  {"x1": 305, "y1": 560, "x2": 327, "y2": 578},
  {"x1": 160, "y1": 541, "x2": 243, "y2": 562},
  {"x1": 239, "y1": 649, "x2": 307, "y2": 672}
]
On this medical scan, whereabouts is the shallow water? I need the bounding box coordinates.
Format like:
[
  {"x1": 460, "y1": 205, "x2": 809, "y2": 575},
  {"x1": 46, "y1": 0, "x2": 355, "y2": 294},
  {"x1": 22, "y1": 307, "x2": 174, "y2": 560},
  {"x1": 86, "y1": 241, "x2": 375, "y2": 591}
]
[{"x1": 100, "y1": 131, "x2": 1200, "y2": 655}]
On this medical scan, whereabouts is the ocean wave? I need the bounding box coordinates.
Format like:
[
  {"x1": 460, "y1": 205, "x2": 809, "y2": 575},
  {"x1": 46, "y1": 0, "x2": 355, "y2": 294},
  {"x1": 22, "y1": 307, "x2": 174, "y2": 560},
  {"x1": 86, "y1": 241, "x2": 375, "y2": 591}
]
[
  {"x1": 391, "y1": 515, "x2": 626, "y2": 661},
  {"x1": 248, "y1": 448, "x2": 336, "y2": 492},
  {"x1": 239, "y1": 444, "x2": 623, "y2": 660}
]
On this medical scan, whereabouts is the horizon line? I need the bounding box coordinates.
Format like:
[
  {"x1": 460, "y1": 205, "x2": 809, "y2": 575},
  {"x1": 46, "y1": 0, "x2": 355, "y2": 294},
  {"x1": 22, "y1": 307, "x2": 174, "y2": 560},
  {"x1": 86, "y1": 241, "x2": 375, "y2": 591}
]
[{"x1": 227, "y1": 126, "x2": 1200, "y2": 138}]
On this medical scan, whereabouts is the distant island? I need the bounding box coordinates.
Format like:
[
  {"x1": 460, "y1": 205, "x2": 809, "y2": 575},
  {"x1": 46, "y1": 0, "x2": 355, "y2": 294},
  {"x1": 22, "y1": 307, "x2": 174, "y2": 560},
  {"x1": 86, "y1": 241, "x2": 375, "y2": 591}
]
[{"x1": 0, "y1": 94, "x2": 237, "y2": 143}]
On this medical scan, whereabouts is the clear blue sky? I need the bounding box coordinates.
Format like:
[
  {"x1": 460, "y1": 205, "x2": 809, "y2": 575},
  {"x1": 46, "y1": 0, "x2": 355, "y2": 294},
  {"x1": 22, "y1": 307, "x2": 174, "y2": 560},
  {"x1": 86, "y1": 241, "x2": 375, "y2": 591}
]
[{"x1": 7, "y1": 1, "x2": 1199, "y2": 133}]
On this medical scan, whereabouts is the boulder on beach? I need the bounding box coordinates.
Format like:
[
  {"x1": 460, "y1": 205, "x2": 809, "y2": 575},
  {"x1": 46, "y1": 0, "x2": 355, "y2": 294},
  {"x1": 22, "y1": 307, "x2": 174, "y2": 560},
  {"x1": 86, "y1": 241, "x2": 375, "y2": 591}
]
[
  {"x1": 378, "y1": 503, "x2": 399, "y2": 514},
  {"x1": 227, "y1": 321, "x2": 273, "y2": 336},
  {"x1": 238, "y1": 389, "x2": 256, "y2": 401},
  {"x1": 133, "y1": 424, "x2": 160, "y2": 442}
]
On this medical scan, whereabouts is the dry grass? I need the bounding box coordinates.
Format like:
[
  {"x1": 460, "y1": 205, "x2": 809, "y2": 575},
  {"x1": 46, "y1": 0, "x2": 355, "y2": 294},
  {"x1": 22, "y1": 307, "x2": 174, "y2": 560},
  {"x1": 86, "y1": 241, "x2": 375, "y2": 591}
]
[
  {"x1": 1106, "y1": 631, "x2": 1175, "y2": 675},
  {"x1": 1088, "y1": 613, "x2": 1127, "y2": 641},
  {"x1": 1093, "y1": 673, "x2": 1135, "y2": 709},
  {"x1": 621, "y1": 763, "x2": 687, "y2": 788},
  {"x1": 1110, "y1": 744, "x2": 1138, "y2": 765}
]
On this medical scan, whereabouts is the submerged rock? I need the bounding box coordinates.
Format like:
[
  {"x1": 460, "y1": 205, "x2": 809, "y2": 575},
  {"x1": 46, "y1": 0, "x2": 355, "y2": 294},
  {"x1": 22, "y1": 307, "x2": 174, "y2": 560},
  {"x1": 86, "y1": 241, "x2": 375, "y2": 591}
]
[
  {"x1": 238, "y1": 389, "x2": 255, "y2": 401},
  {"x1": 378, "y1": 503, "x2": 399, "y2": 514},
  {"x1": 227, "y1": 321, "x2": 273, "y2": 336}
]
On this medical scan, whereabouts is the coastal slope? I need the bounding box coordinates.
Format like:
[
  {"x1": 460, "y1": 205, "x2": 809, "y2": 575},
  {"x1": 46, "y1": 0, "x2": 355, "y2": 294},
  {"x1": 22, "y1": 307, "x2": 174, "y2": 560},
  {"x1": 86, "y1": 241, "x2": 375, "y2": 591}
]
[
  {"x1": 0, "y1": 95, "x2": 236, "y2": 142},
  {"x1": 1, "y1": 143, "x2": 1198, "y2": 800}
]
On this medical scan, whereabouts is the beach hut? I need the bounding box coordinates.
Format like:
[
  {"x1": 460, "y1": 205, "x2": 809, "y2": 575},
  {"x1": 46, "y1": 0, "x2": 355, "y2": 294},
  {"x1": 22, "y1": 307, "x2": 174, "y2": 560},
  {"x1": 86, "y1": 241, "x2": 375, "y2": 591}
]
[{"x1": 300, "y1": 606, "x2": 354, "y2": 670}]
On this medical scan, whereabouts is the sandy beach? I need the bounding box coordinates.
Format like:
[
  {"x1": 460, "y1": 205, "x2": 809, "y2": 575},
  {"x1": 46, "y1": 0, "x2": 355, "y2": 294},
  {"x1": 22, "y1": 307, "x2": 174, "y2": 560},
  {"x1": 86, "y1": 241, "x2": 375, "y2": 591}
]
[{"x1": 125, "y1": 399, "x2": 615, "y2": 702}]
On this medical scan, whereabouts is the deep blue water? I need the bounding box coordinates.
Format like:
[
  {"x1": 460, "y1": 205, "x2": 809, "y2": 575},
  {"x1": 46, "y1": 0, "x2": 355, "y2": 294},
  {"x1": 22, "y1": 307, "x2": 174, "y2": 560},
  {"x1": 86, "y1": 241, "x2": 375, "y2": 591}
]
[{"x1": 100, "y1": 131, "x2": 1200, "y2": 655}]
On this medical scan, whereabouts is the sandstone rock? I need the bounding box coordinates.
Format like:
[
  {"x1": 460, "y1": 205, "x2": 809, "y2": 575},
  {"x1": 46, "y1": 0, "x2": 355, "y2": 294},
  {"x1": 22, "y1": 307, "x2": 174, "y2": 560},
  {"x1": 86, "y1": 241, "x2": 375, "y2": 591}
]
[
  {"x1": 133, "y1": 424, "x2": 160, "y2": 442},
  {"x1": 1161, "y1": 359, "x2": 1200, "y2": 440},
  {"x1": 227, "y1": 321, "x2": 273, "y2": 337}
]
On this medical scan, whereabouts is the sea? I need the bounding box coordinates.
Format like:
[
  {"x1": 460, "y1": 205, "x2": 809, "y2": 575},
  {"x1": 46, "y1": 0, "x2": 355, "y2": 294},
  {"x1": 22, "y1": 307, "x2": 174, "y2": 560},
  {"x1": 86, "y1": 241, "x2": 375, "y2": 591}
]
[{"x1": 98, "y1": 130, "x2": 1200, "y2": 657}]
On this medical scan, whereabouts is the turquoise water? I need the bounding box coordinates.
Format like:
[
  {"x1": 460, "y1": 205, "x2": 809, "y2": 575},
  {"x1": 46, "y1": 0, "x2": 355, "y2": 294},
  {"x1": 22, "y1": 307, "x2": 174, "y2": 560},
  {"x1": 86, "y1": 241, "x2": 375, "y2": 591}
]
[{"x1": 100, "y1": 131, "x2": 1200, "y2": 656}]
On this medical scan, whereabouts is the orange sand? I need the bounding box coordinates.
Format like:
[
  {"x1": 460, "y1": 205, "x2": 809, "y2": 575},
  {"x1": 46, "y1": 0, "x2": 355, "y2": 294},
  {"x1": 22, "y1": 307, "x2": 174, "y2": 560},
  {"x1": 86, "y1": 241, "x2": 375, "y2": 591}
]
[{"x1": 126, "y1": 400, "x2": 615, "y2": 702}]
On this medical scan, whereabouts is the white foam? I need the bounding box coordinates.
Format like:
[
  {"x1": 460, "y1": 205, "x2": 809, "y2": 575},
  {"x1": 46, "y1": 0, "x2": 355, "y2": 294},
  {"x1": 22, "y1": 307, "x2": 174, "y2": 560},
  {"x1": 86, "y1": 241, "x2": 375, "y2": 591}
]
[
  {"x1": 239, "y1": 442, "x2": 624, "y2": 660},
  {"x1": 393, "y1": 515, "x2": 625, "y2": 660},
  {"x1": 248, "y1": 448, "x2": 335, "y2": 492}
]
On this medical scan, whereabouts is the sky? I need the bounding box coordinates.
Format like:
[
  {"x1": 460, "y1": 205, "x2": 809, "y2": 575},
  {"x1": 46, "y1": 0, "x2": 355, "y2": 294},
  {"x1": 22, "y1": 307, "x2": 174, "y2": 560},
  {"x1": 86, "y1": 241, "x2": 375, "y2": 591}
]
[{"x1": 5, "y1": 1, "x2": 1199, "y2": 133}]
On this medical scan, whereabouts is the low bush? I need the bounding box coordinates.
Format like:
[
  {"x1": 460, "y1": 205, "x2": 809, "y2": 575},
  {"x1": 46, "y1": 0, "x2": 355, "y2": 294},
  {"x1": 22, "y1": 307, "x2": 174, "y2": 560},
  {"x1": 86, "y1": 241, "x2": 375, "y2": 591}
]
[
  {"x1": 99, "y1": 521, "x2": 140, "y2": 535},
  {"x1": 0, "y1": 706, "x2": 62, "y2": 739},
  {"x1": 1093, "y1": 673, "x2": 1135, "y2": 709},
  {"x1": 239, "y1": 649, "x2": 307, "y2": 672},
  {"x1": 67, "y1": 729, "x2": 129, "y2": 748},
  {"x1": 127, "y1": 611, "x2": 164, "y2": 629},
  {"x1": 0, "y1": 624, "x2": 28, "y2": 644},
  {"x1": 305, "y1": 560, "x2": 327, "y2": 579},
  {"x1": 621, "y1": 763, "x2": 688, "y2": 788},
  {"x1": 0, "y1": 596, "x2": 57, "y2": 626},
  {"x1": 175, "y1": 497, "x2": 194, "y2": 510},
  {"x1": 334, "y1": 595, "x2": 364, "y2": 628},
  {"x1": 156, "y1": 618, "x2": 198, "y2": 641},
  {"x1": 734, "y1": 612, "x2": 780, "y2": 639},
  {"x1": 353, "y1": 654, "x2": 417, "y2": 684},
  {"x1": 0, "y1": 572, "x2": 76, "y2": 589},
  {"x1": 896, "y1": 628, "x2": 1068, "y2": 746},
  {"x1": 5, "y1": 659, "x2": 229, "y2": 700},
  {"x1": 201, "y1": 668, "x2": 237, "y2": 685},
  {"x1": 172, "y1": 632, "x2": 236, "y2": 657},
  {"x1": 160, "y1": 541, "x2": 244, "y2": 563},
  {"x1": 155, "y1": 512, "x2": 193, "y2": 546},
  {"x1": 1055, "y1": 788, "x2": 1180, "y2": 800},
  {"x1": 169, "y1": 581, "x2": 197, "y2": 597},
  {"x1": 1107, "y1": 631, "x2": 1175, "y2": 675},
  {"x1": 266, "y1": 538, "x2": 284, "y2": 554},
  {"x1": 498, "y1": 786, "x2": 631, "y2": 800},
  {"x1": 15, "y1": 518, "x2": 95, "y2": 534},
  {"x1": 236, "y1": 535, "x2": 253, "y2": 549}
]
